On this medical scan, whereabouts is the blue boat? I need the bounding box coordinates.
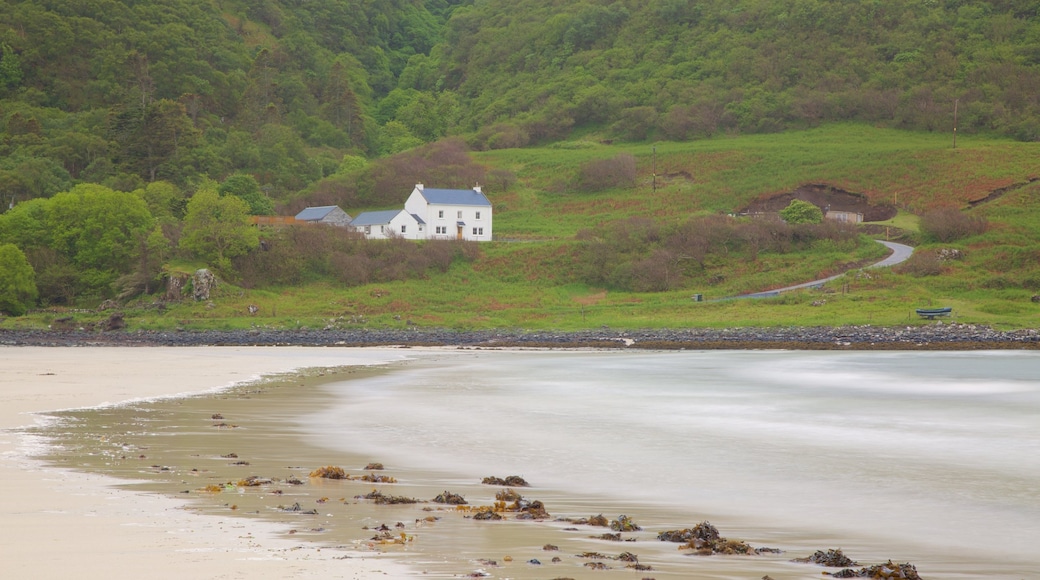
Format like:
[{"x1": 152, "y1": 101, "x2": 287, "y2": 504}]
[{"x1": 916, "y1": 307, "x2": 952, "y2": 319}]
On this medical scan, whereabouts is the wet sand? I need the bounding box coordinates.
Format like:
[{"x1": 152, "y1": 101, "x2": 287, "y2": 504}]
[{"x1": 0, "y1": 346, "x2": 416, "y2": 579}]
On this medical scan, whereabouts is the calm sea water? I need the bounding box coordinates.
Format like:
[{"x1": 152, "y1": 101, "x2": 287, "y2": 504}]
[{"x1": 300, "y1": 350, "x2": 1040, "y2": 578}]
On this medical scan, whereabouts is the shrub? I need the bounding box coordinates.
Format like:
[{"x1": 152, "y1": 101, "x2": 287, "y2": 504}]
[
  {"x1": 779, "y1": 199, "x2": 823, "y2": 224},
  {"x1": 574, "y1": 153, "x2": 637, "y2": 192},
  {"x1": 896, "y1": 251, "x2": 943, "y2": 277},
  {"x1": 920, "y1": 208, "x2": 987, "y2": 242}
]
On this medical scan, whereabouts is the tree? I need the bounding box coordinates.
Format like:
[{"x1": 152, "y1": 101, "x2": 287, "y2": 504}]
[
  {"x1": 218, "y1": 173, "x2": 274, "y2": 215},
  {"x1": 0, "y1": 243, "x2": 38, "y2": 316},
  {"x1": 0, "y1": 43, "x2": 22, "y2": 90},
  {"x1": 110, "y1": 99, "x2": 200, "y2": 182},
  {"x1": 780, "y1": 199, "x2": 823, "y2": 224},
  {"x1": 46, "y1": 184, "x2": 156, "y2": 295},
  {"x1": 179, "y1": 187, "x2": 259, "y2": 273}
]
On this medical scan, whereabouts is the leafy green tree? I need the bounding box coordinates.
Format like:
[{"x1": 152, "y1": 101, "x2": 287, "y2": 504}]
[
  {"x1": 134, "y1": 181, "x2": 186, "y2": 220},
  {"x1": 0, "y1": 198, "x2": 51, "y2": 250},
  {"x1": 218, "y1": 173, "x2": 273, "y2": 215},
  {"x1": 0, "y1": 43, "x2": 23, "y2": 90},
  {"x1": 47, "y1": 184, "x2": 156, "y2": 295},
  {"x1": 780, "y1": 199, "x2": 824, "y2": 224},
  {"x1": 179, "y1": 187, "x2": 258, "y2": 273},
  {"x1": 0, "y1": 243, "x2": 38, "y2": 316}
]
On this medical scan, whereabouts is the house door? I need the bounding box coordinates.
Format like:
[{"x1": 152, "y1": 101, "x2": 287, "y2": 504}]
[{"x1": 456, "y1": 225, "x2": 463, "y2": 240}]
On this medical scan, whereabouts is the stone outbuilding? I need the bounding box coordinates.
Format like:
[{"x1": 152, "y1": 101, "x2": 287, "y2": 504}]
[{"x1": 294, "y1": 205, "x2": 353, "y2": 226}]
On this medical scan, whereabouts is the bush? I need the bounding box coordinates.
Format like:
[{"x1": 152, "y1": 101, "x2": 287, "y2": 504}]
[
  {"x1": 896, "y1": 251, "x2": 943, "y2": 277},
  {"x1": 779, "y1": 199, "x2": 823, "y2": 224},
  {"x1": 574, "y1": 153, "x2": 637, "y2": 192},
  {"x1": 920, "y1": 207, "x2": 987, "y2": 242}
]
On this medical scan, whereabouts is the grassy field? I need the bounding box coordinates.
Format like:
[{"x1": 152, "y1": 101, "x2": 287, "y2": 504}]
[{"x1": 5, "y1": 124, "x2": 1040, "y2": 332}]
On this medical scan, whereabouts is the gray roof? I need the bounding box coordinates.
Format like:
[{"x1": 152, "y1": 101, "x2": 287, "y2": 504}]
[
  {"x1": 419, "y1": 188, "x2": 491, "y2": 207},
  {"x1": 295, "y1": 206, "x2": 341, "y2": 221},
  {"x1": 350, "y1": 209, "x2": 403, "y2": 226},
  {"x1": 410, "y1": 213, "x2": 426, "y2": 225}
]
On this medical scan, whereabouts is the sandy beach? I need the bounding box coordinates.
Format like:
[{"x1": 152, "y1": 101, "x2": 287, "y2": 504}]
[{"x1": 0, "y1": 346, "x2": 417, "y2": 579}]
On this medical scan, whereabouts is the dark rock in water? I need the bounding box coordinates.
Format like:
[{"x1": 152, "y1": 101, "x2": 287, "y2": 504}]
[{"x1": 282, "y1": 502, "x2": 318, "y2": 515}]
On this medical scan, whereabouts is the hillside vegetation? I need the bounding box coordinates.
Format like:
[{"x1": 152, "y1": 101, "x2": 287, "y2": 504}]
[
  {"x1": 4, "y1": 0, "x2": 1040, "y2": 207},
  {"x1": 2, "y1": 1, "x2": 1040, "y2": 329}
]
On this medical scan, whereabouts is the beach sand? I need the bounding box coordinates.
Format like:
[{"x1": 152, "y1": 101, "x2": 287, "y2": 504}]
[{"x1": 0, "y1": 346, "x2": 417, "y2": 579}]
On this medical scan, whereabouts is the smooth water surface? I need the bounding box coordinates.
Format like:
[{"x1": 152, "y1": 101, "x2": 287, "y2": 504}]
[{"x1": 301, "y1": 350, "x2": 1040, "y2": 578}]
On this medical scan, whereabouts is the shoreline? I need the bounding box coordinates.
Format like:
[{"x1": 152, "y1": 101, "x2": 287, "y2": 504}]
[
  {"x1": 0, "y1": 346, "x2": 419, "y2": 579},
  {"x1": 2, "y1": 323, "x2": 1039, "y2": 350}
]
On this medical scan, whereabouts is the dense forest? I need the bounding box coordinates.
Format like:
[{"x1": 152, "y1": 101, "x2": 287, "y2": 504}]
[
  {"x1": 4, "y1": 0, "x2": 1040, "y2": 204},
  {"x1": 3, "y1": 0, "x2": 1040, "y2": 313}
]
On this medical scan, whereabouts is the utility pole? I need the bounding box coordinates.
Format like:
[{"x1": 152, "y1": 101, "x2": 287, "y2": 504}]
[{"x1": 652, "y1": 145, "x2": 657, "y2": 197}]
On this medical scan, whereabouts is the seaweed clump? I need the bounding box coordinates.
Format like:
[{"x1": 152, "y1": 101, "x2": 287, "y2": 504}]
[
  {"x1": 432, "y1": 490, "x2": 468, "y2": 505},
  {"x1": 658, "y1": 521, "x2": 766, "y2": 555},
  {"x1": 826, "y1": 561, "x2": 922, "y2": 579},
  {"x1": 610, "y1": 514, "x2": 642, "y2": 531},
  {"x1": 793, "y1": 549, "x2": 858, "y2": 567},
  {"x1": 481, "y1": 475, "x2": 530, "y2": 487},
  {"x1": 472, "y1": 507, "x2": 503, "y2": 520},
  {"x1": 309, "y1": 465, "x2": 346, "y2": 479},
  {"x1": 359, "y1": 490, "x2": 419, "y2": 505}
]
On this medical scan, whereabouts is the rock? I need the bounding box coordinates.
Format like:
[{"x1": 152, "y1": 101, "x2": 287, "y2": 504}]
[
  {"x1": 98, "y1": 312, "x2": 126, "y2": 331},
  {"x1": 192, "y1": 268, "x2": 217, "y2": 301},
  {"x1": 165, "y1": 273, "x2": 189, "y2": 301}
]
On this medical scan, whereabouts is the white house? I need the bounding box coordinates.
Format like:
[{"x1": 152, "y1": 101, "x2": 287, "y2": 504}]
[
  {"x1": 404, "y1": 184, "x2": 492, "y2": 241},
  {"x1": 350, "y1": 209, "x2": 424, "y2": 240},
  {"x1": 294, "y1": 205, "x2": 353, "y2": 226}
]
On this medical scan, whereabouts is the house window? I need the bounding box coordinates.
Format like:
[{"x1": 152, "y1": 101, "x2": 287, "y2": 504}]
[
  {"x1": 419, "y1": 224, "x2": 424, "y2": 231},
  {"x1": 435, "y1": 226, "x2": 446, "y2": 234},
  {"x1": 472, "y1": 227, "x2": 483, "y2": 235},
  {"x1": 401, "y1": 225, "x2": 407, "y2": 233},
  {"x1": 457, "y1": 210, "x2": 463, "y2": 219},
  {"x1": 364, "y1": 226, "x2": 371, "y2": 234},
  {"x1": 438, "y1": 210, "x2": 444, "y2": 218},
  {"x1": 476, "y1": 211, "x2": 481, "y2": 220},
  {"x1": 379, "y1": 225, "x2": 384, "y2": 233}
]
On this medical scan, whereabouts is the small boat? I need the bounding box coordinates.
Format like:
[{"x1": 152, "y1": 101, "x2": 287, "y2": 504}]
[{"x1": 915, "y1": 307, "x2": 952, "y2": 319}]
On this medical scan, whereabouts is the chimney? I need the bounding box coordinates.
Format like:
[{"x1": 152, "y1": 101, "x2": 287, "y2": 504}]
[
  {"x1": 416, "y1": 183, "x2": 424, "y2": 191},
  {"x1": 473, "y1": 184, "x2": 482, "y2": 193}
]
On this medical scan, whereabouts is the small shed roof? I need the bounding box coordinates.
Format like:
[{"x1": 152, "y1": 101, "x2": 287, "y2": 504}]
[
  {"x1": 351, "y1": 209, "x2": 403, "y2": 226},
  {"x1": 295, "y1": 206, "x2": 341, "y2": 221},
  {"x1": 419, "y1": 188, "x2": 491, "y2": 207}
]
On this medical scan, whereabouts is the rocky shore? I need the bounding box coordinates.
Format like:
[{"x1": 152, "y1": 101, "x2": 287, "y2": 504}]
[{"x1": 2, "y1": 323, "x2": 1038, "y2": 349}]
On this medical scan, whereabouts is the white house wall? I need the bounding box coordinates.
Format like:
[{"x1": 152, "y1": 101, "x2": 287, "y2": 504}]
[{"x1": 405, "y1": 191, "x2": 492, "y2": 241}]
